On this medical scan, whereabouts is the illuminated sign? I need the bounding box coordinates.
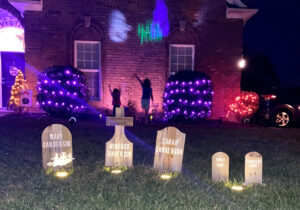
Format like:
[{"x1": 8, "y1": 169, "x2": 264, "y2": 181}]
[
  {"x1": 42, "y1": 124, "x2": 74, "y2": 174},
  {"x1": 244, "y1": 152, "x2": 263, "y2": 185},
  {"x1": 105, "y1": 108, "x2": 133, "y2": 168},
  {"x1": 153, "y1": 127, "x2": 186, "y2": 172},
  {"x1": 212, "y1": 152, "x2": 229, "y2": 182}
]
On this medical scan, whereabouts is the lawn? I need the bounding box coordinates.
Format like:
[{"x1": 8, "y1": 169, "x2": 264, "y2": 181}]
[{"x1": 0, "y1": 115, "x2": 299, "y2": 210}]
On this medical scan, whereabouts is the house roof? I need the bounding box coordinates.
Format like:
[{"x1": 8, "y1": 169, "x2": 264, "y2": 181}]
[{"x1": 226, "y1": 0, "x2": 258, "y2": 24}]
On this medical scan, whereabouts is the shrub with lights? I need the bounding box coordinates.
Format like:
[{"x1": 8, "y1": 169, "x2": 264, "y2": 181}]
[
  {"x1": 163, "y1": 71, "x2": 214, "y2": 122},
  {"x1": 227, "y1": 91, "x2": 259, "y2": 121},
  {"x1": 37, "y1": 66, "x2": 88, "y2": 117}
]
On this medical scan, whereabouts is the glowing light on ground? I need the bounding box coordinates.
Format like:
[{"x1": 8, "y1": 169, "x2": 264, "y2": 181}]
[
  {"x1": 238, "y1": 58, "x2": 246, "y2": 69},
  {"x1": 231, "y1": 185, "x2": 244, "y2": 191},
  {"x1": 160, "y1": 174, "x2": 172, "y2": 180},
  {"x1": 0, "y1": 27, "x2": 24, "y2": 52},
  {"x1": 109, "y1": 10, "x2": 132, "y2": 43},
  {"x1": 111, "y1": 169, "x2": 123, "y2": 174},
  {"x1": 55, "y1": 171, "x2": 69, "y2": 178}
]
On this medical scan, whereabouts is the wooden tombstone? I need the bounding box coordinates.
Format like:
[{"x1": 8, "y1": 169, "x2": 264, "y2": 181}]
[
  {"x1": 244, "y1": 151, "x2": 263, "y2": 185},
  {"x1": 212, "y1": 152, "x2": 229, "y2": 182},
  {"x1": 105, "y1": 107, "x2": 133, "y2": 167},
  {"x1": 42, "y1": 124, "x2": 73, "y2": 172},
  {"x1": 153, "y1": 127, "x2": 186, "y2": 172}
]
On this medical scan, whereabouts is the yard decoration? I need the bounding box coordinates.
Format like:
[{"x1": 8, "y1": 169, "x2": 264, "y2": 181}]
[
  {"x1": 37, "y1": 66, "x2": 88, "y2": 117},
  {"x1": 138, "y1": 20, "x2": 162, "y2": 45},
  {"x1": 109, "y1": 10, "x2": 132, "y2": 43},
  {"x1": 20, "y1": 89, "x2": 32, "y2": 107},
  {"x1": 227, "y1": 91, "x2": 259, "y2": 122},
  {"x1": 42, "y1": 124, "x2": 74, "y2": 177},
  {"x1": 105, "y1": 107, "x2": 133, "y2": 172},
  {"x1": 244, "y1": 151, "x2": 264, "y2": 186},
  {"x1": 153, "y1": 127, "x2": 186, "y2": 173},
  {"x1": 152, "y1": 0, "x2": 169, "y2": 37},
  {"x1": 163, "y1": 71, "x2": 214, "y2": 122},
  {"x1": 212, "y1": 152, "x2": 229, "y2": 182},
  {"x1": 8, "y1": 70, "x2": 28, "y2": 110}
]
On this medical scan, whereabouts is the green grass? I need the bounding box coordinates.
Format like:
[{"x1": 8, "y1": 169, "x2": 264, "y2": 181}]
[{"x1": 0, "y1": 115, "x2": 299, "y2": 209}]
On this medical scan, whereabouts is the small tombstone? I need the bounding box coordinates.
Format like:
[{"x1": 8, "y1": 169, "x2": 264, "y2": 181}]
[
  {"x1": 105, "y1": 107, "x2": 133, "y2": 167},
  {"x1": 212, "y1": 152, "x2": 229, "y2": 182},
  {"x1": 42, "y1": 124, "x2": 74, "y2": 173},
  {"x1": 244, "y1": 151, "x2": 263, "y2": 185},
  {"x1": 20, "y1": 89, "x2": 32, "y2": 107},
  {"x1": 153, "y1": 127, "x2": 186, "y2": 172}
]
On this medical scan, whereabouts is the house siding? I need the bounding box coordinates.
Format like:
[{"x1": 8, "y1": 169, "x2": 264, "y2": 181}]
[{"x1": 24, "y1": 0, "x2": 243, "y2": 119}]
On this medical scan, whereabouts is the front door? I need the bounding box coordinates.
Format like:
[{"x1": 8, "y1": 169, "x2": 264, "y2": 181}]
[{"x1": 1, "y1": 52, "x2": 25, "y2": 107}]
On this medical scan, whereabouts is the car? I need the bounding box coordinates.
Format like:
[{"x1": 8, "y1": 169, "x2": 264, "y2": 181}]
[{"x1": 258, "y1": 86, "x2": 300, "y2": 127}]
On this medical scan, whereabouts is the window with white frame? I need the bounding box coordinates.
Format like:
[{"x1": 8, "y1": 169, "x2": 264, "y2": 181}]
[
  {"x1": 74, "y1": 41, "x2": 101, "y2": 100},
  {"x1": 169, "y1": 44, "x2": 195, "y2": 76}
]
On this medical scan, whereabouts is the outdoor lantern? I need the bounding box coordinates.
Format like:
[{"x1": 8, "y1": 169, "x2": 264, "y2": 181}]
[{"x1": 238, "y1": 58, "x2": 246, "y2": 69}]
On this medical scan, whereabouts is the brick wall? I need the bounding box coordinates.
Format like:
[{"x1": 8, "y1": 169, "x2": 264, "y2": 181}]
[{"x1": 23, "y1": 0, "x2": 243, "y2": 119}]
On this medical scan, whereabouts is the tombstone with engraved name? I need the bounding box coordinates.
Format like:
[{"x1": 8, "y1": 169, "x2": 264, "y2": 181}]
[
  {"x1": 244, "y1": 151, "x2": 263, "y2": 185},
  {"x1": 105, "y1": 107, "x2": 133, "y2": 168},
  {"x1": 153, "y1": 127, "x2": 186, "y2": 172},
  {"x1": 42, "y1": 124, "x2": 74, "y2": 173},
  {"x1": 212, "y1": 152, "x2": 229, "y2": 182}
]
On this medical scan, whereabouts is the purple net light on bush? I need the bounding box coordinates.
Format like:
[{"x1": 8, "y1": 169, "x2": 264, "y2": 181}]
[
  {"x1": 37, "y1": 66, "x2": 88, "y2": 116},
  {"x1": 163, "y1": 71, "x2": 214, "y2": 121}
]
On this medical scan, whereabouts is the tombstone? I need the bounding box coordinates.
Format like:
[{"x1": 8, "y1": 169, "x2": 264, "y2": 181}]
[
  {"x1": 153, "y1": 127, "x2": 186, "y2": 172},
  {"x1": 105, "y1": 107, "x2": 133, "y2": 168},
  {"x1": 244, "y1": 151, "x2": 263, "y2": 185},
  {"x1": 20, "y1": 89, "x2": 32, "y2": 107},
  {"x1": 41, "y1": 124, "x2": 73, "y2": 173},
  {"x1": 212, "y1": 152, "x2": 229, "y2": 182}
]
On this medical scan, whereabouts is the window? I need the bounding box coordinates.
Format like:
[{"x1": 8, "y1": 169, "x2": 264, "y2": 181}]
[
  {"x1": 169, "y1": 44, "x2": 195, "y2": 76},
  {"x1": 74, "y1": 41, "x2": 101, "y2": 100}
]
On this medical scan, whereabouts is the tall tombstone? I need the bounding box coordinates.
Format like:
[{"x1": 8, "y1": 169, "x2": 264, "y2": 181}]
[
  {"x1": 105, "y1": 107, "x2": 133, "y2": 167},
  {"x1": 153, "y1": 127, "x2": 186, "y2": 172},
  {"x1": 42, "y1": 124, "x2": 73, "y2": 173},
  {"x1": 212, "y1": 152, "x2": 229, "y2": 182},
  {"x1": 244, "y1": 151, "x2": 263, "y2": 185}
]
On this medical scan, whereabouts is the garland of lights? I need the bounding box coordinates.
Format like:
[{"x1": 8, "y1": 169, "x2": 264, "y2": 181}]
[
  {"x1": 9, "y1": 70, "x2": 28, "y2": 107},
  {"x1": 37, "y1": 66, "x2": 88, "y2": 116},
  {"x1": 227, "y1": 91, "x2": 259, "y2": 119},
  {"x1": 163, "y1": 71, "x2": 214, "y2": 121}
]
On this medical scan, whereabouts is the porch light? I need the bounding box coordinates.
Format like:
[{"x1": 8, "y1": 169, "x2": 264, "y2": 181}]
[{"x1": 238, "y1": 58, "x2": 246, "y2": 69}]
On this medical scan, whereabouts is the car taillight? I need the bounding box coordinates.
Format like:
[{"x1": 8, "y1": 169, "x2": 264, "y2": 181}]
[{"x1": 261, "y1": 95, "x2": 277, "y2": 100}]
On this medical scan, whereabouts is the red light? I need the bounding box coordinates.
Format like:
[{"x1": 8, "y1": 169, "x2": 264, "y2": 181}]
[{"x1": 262, "y1": 95, "x2": 277, "y2": 100}]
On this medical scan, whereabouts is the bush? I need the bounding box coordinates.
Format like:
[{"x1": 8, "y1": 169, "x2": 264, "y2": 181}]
[
  {"x1": 37, "y1": 66, "x2": 88, "y2": 117},
  {"x1": 163, "y1": 71, "x2": 214, "y2": 122},
  {"x1": 227, "y1": 91, "x2": 259, "y2": 122}
]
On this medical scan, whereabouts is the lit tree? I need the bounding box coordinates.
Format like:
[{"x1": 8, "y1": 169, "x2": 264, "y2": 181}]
[
  {"x1": 227, "y1": 91, "x2": 259, "y2": 121},
  {"x1": 9, "y1": 70, "x2": 28, "y2": 108}
]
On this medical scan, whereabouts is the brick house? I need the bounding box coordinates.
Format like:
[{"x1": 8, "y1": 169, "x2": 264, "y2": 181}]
[{"x1": 0, "y1": 0, "x2": 257, "y2": 119}]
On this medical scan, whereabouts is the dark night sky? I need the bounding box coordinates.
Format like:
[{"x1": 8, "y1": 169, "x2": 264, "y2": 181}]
[{"x1": 242, "y1": 0, "x2": 300, "y2": 89}]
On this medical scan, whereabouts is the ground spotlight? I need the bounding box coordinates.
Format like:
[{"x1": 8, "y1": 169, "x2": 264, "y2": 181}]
[{"x1": 55, "y1": 171, "x2": 69, "y2": 178}]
